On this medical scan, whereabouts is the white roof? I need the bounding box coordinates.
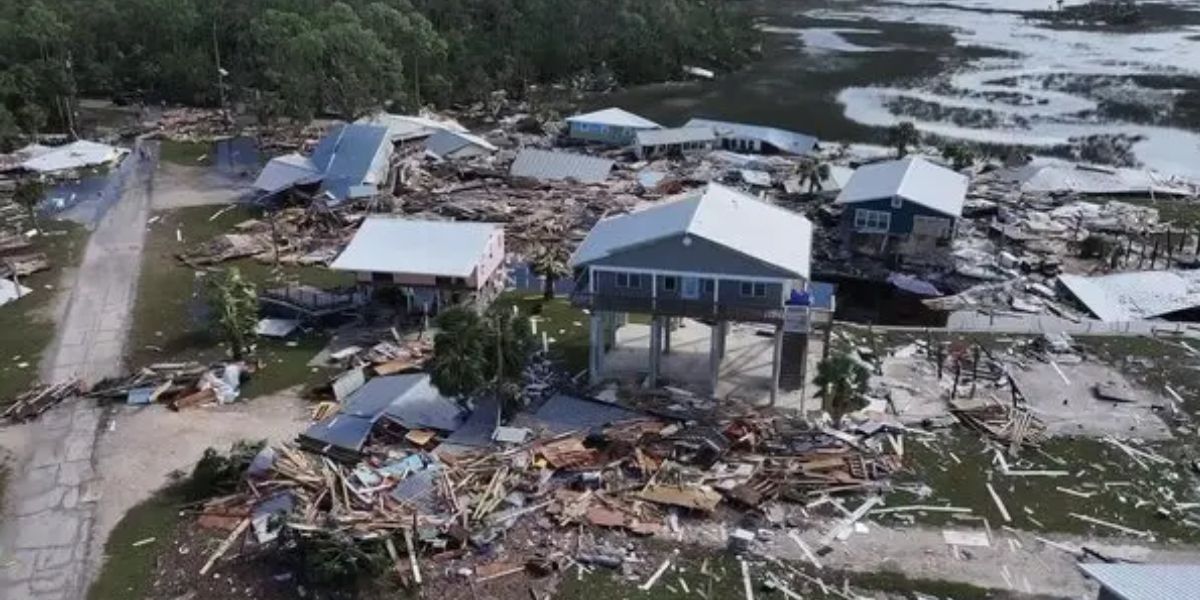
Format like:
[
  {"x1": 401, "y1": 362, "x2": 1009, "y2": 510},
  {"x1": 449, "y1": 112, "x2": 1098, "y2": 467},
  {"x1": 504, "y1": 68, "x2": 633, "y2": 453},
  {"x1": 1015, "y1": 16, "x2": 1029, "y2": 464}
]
[
  {"x1": 635, "y1": 127, "x2": 716, "y2": 147},
  {"x1": 1080, "y1": 564, "x2": 1200, "y2": 600},
  {"x1": 21, "y1": 140, "x2": 125, "y2": 173},
  {"x1": 510, "y1": 148, "x2": 614, "y2": 183},
  {"x1": 331, "y1": 218, "x2": 501, "y2": 278},
  {"x1": 252, "y1": 153, "x2": 321, "y2": 193},
  {"x1": 1058, "y1": 270, "x2": 1200, "y2": 322},
  {"x1": 835, "y1": 156, "x2": 968, "y2": 218},
  {"x1": 571, "y1": 183, "x2": 812, "y2": 279},
  {"x1": 566, "y1": 108, "x2": 661, "y2": 129},
  {"x1": 357, "y1": 112, "x2": 468, "y2": 142}
]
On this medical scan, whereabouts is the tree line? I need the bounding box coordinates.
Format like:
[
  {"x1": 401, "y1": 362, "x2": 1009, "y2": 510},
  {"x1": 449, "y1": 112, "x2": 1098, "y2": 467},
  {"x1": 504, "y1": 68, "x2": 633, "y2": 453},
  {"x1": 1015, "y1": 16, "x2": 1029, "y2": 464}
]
[{"x1": 0, "y1": 0, "x2": 759, "y2": 148}]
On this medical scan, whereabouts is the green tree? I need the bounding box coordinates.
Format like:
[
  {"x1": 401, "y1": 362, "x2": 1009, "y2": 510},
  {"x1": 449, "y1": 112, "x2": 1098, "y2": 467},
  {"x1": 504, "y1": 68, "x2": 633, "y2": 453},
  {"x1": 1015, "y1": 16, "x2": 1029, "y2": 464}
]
[
  {"x1": 798, "y1": 159, "x2": 831, "y2": 194},
  {"x1": 13, "y1": 177, "x2": 44, "y2": 232},
  {"x1": 531, "y1": 243, "x2": 570, "y2": 300},
  {"x1": 430, "y1": 305, "x2": 532, "y2": 398},
  {"x1": 813, "y1": 353, "x2": 869, "y2": 419},
  {"x1": 941, "y1": 142, "x2": 975, "y2": 170},
  {"x1": 887, "y1": 121, "x2": 920, "y2": 158},
  {"x1": 207, "y1": 267, "x2": 258, "y2": 359}
]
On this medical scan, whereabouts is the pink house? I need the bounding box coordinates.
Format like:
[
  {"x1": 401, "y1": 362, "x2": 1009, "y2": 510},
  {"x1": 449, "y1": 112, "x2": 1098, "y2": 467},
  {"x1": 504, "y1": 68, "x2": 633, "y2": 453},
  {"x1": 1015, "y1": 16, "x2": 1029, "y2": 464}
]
[{"x1": 331, "y1": 217, "x2": 506, "y2": 311}]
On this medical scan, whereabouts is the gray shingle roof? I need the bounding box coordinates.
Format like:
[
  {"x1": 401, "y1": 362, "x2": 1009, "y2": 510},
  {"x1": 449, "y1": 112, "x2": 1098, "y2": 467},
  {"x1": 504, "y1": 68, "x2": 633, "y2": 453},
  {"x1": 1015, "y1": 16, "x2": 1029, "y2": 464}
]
[
  {"x1": 684, "y1": 118, "x2": 818, "y2": 155},
  {"x1": 510, "y1": 148, "x2": 614, "y2": 183},
  {"x1": 1080, "y1": 563, "x2": 1200, "y2": 600},
  {"x1": 570, "y1": 183, "x2": 813, "y2": 279},
  {"x1": 835, "y1": 156, "x2": 968, "y2": 218}
]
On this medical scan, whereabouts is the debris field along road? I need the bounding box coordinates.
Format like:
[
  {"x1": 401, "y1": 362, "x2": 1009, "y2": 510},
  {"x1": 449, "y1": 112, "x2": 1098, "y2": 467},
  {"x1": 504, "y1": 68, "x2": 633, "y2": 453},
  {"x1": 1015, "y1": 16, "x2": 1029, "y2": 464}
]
[{"x1": 0, "y1": 140, "x2": 157, "y2": 600}]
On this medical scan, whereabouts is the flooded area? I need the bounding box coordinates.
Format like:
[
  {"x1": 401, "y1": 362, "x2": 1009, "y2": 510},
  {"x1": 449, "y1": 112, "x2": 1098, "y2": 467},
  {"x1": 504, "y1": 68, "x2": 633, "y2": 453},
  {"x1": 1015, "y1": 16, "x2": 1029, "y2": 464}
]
[{"x1": 605, "y1": 0, "x2": 1200, "y2": 176}]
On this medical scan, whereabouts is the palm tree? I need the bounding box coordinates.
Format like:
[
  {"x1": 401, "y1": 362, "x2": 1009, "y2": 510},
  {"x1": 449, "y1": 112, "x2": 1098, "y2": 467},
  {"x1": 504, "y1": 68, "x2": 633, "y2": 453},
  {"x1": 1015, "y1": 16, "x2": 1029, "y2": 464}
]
[
  {"x1": 430, "y1": 306, "x2": 533, "y2": 398},
  {"x1": 813, "y1": 353, "x2": 869, "y2": 419},
  {"x1": 887, "y1": 121, "x2": 920, "y2": 158},
  {"x1": 13, "y1": 177, "x2": 45, "y2": 233},
  {"x1": 207, "y1": 267, "x2": 258, "y2": 359},
  {"x1": 531, "y1": 242, "x2": 570, "y2": 300},
  {"x1": 798, "y1": 160, "x2": 832, "y2": 194}
]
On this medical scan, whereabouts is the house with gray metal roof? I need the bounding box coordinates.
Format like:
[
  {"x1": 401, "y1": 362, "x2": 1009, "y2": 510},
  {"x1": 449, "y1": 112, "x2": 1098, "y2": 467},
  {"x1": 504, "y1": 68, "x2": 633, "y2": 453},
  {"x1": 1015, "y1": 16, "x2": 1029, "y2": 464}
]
[
  {"x1": 510, "y1": 148, "x2": 614, "y2": 184},
  {"x1": 635, "y1": 127, "x2": 717, "y2": 160},
  {"x1": 1080, "y1": 563, "x2": 1200, "y2": 600},
  {"x1": 684, "y1": 118, "x2": 818, "y2": 156},
  {"x1": 331, "y1": 217, "x2": 506, "y2": 311},
  {"x1": 424, "y1": 130, "x2": 497, "y2": 160},
  {"x1": 253, "y1": 123, "x2": 393, "y2": 206},
  {"x1": 834, "y1": 156, "x2": 968, "y2": 261},
  {"x1": 569, "y1": 183, "x2": 832, "y2": 401},
  {"x1": 566, "y1": 107, "x2": 662, "y2": 146}
]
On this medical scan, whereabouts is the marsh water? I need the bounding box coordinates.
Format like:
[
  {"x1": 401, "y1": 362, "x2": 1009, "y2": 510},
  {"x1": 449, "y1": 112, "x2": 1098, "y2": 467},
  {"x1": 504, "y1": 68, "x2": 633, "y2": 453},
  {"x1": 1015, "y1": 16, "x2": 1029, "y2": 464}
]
[{"x1": 603, "y1": 0, "x2": 1200, "y2": 176}]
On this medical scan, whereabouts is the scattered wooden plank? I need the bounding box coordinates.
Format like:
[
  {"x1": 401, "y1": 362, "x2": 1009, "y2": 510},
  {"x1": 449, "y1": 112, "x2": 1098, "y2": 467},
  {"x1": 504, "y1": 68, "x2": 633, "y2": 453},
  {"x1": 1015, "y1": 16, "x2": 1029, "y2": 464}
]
[
  {"x1": 986, "y1": 483, "x2": 1012, "y2": 523},
  {"x1": 1069, "y1": 513, "x2": 1152, "y2": 538},
  {"x1": 199, "y1": 518, "x2": 249, "y2": 575},
  {"x1": 639, "y1": 551, "x2": 676, "y2": 591}
]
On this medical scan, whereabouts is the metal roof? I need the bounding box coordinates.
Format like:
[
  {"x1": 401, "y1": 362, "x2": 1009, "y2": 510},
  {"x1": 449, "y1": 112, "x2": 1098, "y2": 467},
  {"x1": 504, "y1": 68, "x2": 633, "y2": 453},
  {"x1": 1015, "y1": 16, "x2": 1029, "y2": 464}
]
[
  {"x1": 685, "y1": 118, "x2": 818, "y2": 155},
  {"x1": 532, "y1": 394, "x2": 643, "y2": 434},
  {"x1": 635, "y1": 127, "x2": 716, "y2": 147},
  {"x1": 1014, "y1": 162, "x2": 1194, "y2": 197},
  {"x1": 571, "y1": 183, "x2": 813, "y2": 279},
  {"x1": 510, "y1": 148, "x2": 614, "y2": 183},
  {"x1": 311, "y1": 123, "x2": 392, "y2": 204},
  {"x1": 566, "y1": 107, "x2": 661, "y2": 129},
  {"x1": 252, "y1": 153, "x2": 321, "y2": 193},
  {"x1": 345, "y1": 373, "x2": 465, "y2": 432},
  {"x1": 331, "y1": 217, "x2": 501, "y2": 278},
  {"x1": 424, "y1": 129, "x2": 497, "y2": 158},
  {"x1": 835, "y1": 156, "x2": 968, "y2": 218},
  {"x1": 1079, "y1": 563, "x2": 1200, "y2": 600},
  {"x1": 21, "y1": 140, "x2": 125, "y2": 173},
  {"x1": 357, "y1": 112, "x2": 468, "y2": 142},
  {"x1": 1058, "y1": 270, "x2": 1200, "y2": 322}
]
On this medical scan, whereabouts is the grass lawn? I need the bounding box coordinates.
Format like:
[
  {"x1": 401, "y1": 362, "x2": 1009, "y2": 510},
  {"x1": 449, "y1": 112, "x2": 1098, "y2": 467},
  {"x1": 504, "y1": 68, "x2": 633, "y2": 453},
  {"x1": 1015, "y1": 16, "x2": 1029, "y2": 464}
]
[
  {"x1": 0, "y1": 220, "x2": 89, "y2": 404},
  {"x1": 158, "y1": 139, "x2": 213, "y2": 167},
  {"x1": 86, "y1": 486, "x2": 183, "y2": 600},
  {"x1": 494, "y1": 292, "x2": 591, "y2": 375},
  {"x1": 128, "y1": 205, "x2": 355, "y2": 398}
]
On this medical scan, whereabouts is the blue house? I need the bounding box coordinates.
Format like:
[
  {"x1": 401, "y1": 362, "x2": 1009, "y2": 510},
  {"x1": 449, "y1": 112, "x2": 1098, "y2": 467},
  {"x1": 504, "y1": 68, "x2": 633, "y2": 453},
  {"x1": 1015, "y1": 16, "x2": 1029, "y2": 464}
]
[
  {"x1": 569, "y1": 183, "x2": 834, "y2": 402},
  {"x1": 835, "y1": 157, "x2": 968, "y2": 261},
  {"x1": 253, "y1": 123, "x2": 393, "y2": 206},
  {"x1": 565, "y1": 108, "x2": 662, "y2": 146}
]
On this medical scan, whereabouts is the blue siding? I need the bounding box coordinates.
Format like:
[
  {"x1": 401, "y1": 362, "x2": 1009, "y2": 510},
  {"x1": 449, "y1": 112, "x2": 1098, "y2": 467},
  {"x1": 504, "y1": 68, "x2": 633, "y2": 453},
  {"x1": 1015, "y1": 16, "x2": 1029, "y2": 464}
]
[
  {"x1": 841, "y1": 196, "x2": 955, "y2": 236},
  {"x1": 568, "y1": 121, "x2": 638, "y2": 145}
]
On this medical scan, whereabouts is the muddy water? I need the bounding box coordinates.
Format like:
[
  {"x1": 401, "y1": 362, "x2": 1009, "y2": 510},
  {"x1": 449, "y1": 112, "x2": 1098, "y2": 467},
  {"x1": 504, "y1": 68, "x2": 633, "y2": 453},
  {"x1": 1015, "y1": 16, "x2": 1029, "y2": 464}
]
[{"x1": 603, "y1": 0, "x2": 1200, "y2": 176}]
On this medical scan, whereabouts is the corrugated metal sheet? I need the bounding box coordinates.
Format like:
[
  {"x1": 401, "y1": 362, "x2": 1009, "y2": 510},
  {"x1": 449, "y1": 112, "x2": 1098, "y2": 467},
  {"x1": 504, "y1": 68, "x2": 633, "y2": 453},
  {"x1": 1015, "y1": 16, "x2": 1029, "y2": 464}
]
[
  {"x1": 1080, "y1": 563, "x2": 1200, "y2": 600},
  {"x1": 1058, "y1": 270, "x2": 1200, "y2": 322},
  {"x1": 532, "y1": 394, "x2": 643, "y2": 434},
  {"x1": 424, "y1": 130, "x2": 497, "y2": 159},
  {"x1": 635, "y1": 127, "x2": 716, "y2": 147},
  {"x1": 571, "y1": 183, "x2": 813, "y2": 279},
  {"x1": 331, "y1": 217, "x2": 500, "y2": 278},
  {"x1": 510, "y1": 148, "x2": 614, "y2": 183},
  {"x1": 835, "y1": 156, "x2": 967, "y2": 218},
  {"x1": 566, "y1": 107, "x2": 661, "y2": 129},
  {"x1": 1015, "y1": 163, "x2": 1194, "y2": 196},
  {"x1": 313, "y1": 123, "x2": 392, "y2": 204},
  {"x1": 252, "y1": 153, "x2": 321, "y2": 193},
  {"x1": 443, "y1": 395, "x2": 501, "y2": 448},
  {"x1": 345, "y1": 373, "x2": 465, "y2": 432},
  {"x1": 685, "y1": 118, "x2": 818, "y2": 155},
  {"x1": 358, "y1": 112, "x2": 468, "y2": 142}
]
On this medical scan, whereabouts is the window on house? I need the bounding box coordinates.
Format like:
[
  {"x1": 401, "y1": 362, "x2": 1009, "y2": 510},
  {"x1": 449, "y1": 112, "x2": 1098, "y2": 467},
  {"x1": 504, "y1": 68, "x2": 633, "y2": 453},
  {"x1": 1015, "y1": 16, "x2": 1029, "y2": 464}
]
[
  {"x1": 854, "y1": 209, "x2": 891, "y2": 233},
  {"x1": 662, "y1": 276, "x2": 678, "y2": 291},
  {"x1": 615, "y1": 272, "x2": 641, "y2": 288},
  {"x1": 740, "y1": 282, "x2": 767, "y2": 298},
  {"x1": 703, "y1": 279, "x2": 715, "y2": 294}
]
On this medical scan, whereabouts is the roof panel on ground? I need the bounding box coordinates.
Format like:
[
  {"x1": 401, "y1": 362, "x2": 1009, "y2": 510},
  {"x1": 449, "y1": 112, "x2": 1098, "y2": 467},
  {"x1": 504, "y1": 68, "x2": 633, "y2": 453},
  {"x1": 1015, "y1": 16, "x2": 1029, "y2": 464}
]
[
  {"x1": 253, "y1": 153, "x2": 321, "y2": 193},
  {"x1": 834, "y1": 156, "x2": 968, "y2": 218},
  {"x1": 357, "y1": 112, "x2": 468, "y2": 142},
  {"x1": 566, "y1": 107, "x2": 661, "y2": 129},
  {"x1": 315, "y1": 123, "x2": 391, "y2": 204},
  {"x1": 1079, "y1": 563, "x2": 1200, "y2": 600},
  {"x1": 342, "y1": 373, "x2": 464, "y2": 432},
  {"x1": 424, "y1": 130, "x2": 498, "y2": 158},
  {"x1": 1058, "y1": 270, "x2": 1200, "y2": 322},
  {"x1": 442, "y1": 395, "x2": 501, "y2": 448},
  {"x1": 570, "y1": 183, "x2": 814, "y2": 279},
  {"x1": 684, "y1": 118, "x2": 818, "y2": 155},
  {"x1": 531, "y1": 394, "x2": 644, "y2": 434},
  {"x1": 635, "y1": 127, "x2": 716, "y2": 147},
  {"x1": 21, "y1": 140, "x2": 125, "y2": 173},
  {"x1": 510, "y1": 148, "x2": 614, "y2": 183},
  {"x1": 330, "y1": 217, "x2": 500, "y2": 278}
]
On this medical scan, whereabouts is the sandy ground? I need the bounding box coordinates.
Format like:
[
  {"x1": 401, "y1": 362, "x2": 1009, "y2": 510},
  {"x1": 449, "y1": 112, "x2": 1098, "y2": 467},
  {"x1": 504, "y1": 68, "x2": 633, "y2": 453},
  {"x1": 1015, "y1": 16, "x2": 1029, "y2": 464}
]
[{"x1": 87, "y1": 389, "x2": 311, "y2": 580}]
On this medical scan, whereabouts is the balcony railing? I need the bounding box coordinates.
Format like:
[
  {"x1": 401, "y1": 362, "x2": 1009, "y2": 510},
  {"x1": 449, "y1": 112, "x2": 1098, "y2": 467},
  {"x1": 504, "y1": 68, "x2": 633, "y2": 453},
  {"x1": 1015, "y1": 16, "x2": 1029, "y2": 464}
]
[{"x1": 570, "y1": 291, "x2": 830, "y2": 325}]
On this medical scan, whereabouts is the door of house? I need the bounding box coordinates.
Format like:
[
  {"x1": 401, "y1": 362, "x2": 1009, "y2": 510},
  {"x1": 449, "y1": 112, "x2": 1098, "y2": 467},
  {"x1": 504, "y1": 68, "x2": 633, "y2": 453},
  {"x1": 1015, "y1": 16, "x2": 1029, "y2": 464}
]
[{"x1": 681, "y1": 276, "x2": 700, "y2": 300}]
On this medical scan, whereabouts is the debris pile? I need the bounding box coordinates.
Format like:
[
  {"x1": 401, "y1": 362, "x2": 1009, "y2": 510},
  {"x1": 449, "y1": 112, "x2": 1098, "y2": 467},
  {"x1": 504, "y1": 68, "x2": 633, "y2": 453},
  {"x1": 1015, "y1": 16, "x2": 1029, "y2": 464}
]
[
  {"x1": 2, "y1": 380, "x2": 81, "y2": 423},
  {"x1": 87, "y1": 362, "x2": 245, "y2": 409}
]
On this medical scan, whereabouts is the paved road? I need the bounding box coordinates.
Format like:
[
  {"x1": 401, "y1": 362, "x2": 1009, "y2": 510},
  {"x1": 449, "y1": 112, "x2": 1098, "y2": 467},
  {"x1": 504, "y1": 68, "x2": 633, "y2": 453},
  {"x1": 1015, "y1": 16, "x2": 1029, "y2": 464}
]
[{"x1": 0, "y1": 141, "x2": 156, "y2": 600}]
